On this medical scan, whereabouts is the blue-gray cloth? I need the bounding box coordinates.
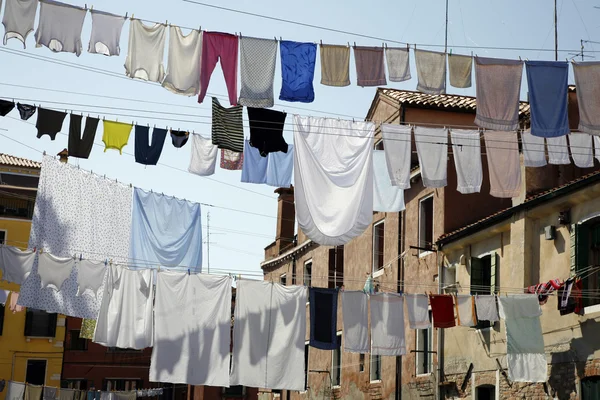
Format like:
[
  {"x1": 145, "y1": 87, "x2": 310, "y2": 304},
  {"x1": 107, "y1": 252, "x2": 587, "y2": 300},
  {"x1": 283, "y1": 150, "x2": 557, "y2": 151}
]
[
  {"x1": 525, "y1": 61, "x2": 570, "y2": 138},
  {"x1": 373, "y1": 150, "x2": 405, "y2": 212},
  {"x1": 242, "y1": 140, "x2": 293, "y2": 187},
  {"x1": 130, "y1": 188, "x2": 202, "y2": 272},
  {"x1": 309, "y1": 287, "x2": 338, "y2": 350},
  {"x1": 279, "y1": 40, "x2": 316, "y2": 103},
  {"x1": 241, "y1": 139, "x2": 268, "y2": 184}
]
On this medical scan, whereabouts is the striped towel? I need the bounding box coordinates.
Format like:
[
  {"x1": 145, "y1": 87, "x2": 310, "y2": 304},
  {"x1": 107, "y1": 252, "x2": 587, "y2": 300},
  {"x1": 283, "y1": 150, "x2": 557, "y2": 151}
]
[{"x1": 211, "y1": 97, "x2": 244, "y2": 152}]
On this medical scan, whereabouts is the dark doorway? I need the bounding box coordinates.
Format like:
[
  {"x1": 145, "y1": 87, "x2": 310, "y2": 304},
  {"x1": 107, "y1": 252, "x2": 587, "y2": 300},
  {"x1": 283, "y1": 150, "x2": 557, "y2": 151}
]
[{"x1": 25, "y1": 360, "x2": 47, "y2": 385}]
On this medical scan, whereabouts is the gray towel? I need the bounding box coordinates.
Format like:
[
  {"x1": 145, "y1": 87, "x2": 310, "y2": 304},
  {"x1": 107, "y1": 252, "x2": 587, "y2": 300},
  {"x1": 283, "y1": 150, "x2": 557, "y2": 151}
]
[
  {"x1": 474, "y1": 57, "x2": 523, "y2": 131},
  {"x1": 415, "y1": 49, "x2": 446, "y2": 94},
  {"x1": 448, "y1": 54, "x2": 472, "y2": 88},
  {"x1": 385, "y1": 47, "x2": 411, "y2": 82},
  {"x1": 573, "y1": 61, "x2": 600, "y2": 135}
]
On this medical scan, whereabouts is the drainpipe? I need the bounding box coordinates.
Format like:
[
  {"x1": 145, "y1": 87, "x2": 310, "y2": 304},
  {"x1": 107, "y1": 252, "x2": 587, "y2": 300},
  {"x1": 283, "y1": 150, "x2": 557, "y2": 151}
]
[
  {"x1": 436, "y1": 249, "x2": 444, "y2": 400},
  {"x1": 395, "y1": 104, "x2": 406, "y2": 400}
]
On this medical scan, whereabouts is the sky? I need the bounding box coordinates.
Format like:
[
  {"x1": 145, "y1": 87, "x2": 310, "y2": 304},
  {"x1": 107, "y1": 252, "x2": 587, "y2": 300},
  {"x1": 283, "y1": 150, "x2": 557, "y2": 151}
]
[{"x1": 0, "y1": 0, "x2": 598, "y2": 278}]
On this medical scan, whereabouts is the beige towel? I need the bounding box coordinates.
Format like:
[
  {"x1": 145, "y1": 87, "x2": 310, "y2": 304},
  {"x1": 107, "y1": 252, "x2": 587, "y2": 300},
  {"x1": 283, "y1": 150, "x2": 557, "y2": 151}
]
[
  {"x1": 415, "y1": 49, "x2": 446, "y2": 94},
  {"x1": 484, "y1": 131, "x2": 521, "y2": 198},
  {"x1": 573, "y1": 62, "x2": 600, "y2": 135},
  {"x1": 385, "y1": 47, "x2": 411, "y2": 82},
  {"x1": 320, "y1": 44, "x2": 350, "y2": 87},
  {"x1": 448, "y1": 54, "x2": 472, "y2": 88},
  {"x1": 353, "y1": 46, "x2": 386, "y2": 86},
  {"x1": 25, "y1": 385, "x2": 43, "y2": 400}
]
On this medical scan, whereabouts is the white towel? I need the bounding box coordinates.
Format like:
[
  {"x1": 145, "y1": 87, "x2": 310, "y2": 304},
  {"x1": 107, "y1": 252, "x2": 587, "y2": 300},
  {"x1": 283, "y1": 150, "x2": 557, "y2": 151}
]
[
  {"x1": 572, "y1": 62, "x2": 600, "y2": 134},
  {"x1": 547, "y1": 135, "x2": 570, "y2": 165},
  {"x1": 381, "y1": 124, "x2": 412, "y2": 189},
  {"x1": 474, "y1": 57, "x2": 524, "y2": 131},
  {"x1": 0, "y1": 245, "x2": 35, "y2": 285},
  {"x1": 406, "y1": 294, "x2": 430, "y2": 329},
  {"x1": 475, "y1": 295, "x2": 499, "y2": 323},
  {"x1": 77, "y1": 260, "x2": 107, "y2": 297},
  {"x1": 569, "y1": 133, "x2": 594, "y2": 168},
  {"x1": 450, "y1": 130, "x2": 482, "y2": 193},
  {"x1": 448, "y1": 54, "x2": 472, "y2": 88},
  {"x1": 414, "y1": 126, "x2": 448, "y2": 188},
  {"x1": 385, "y1": 47, "x2": 411, "y2": 82},
  {"x1": 124, "y1": 20, "x2": 166, "y2": 82},
  {"x1": 415, "y1": 49, "x2": 446, "y2": 94},
  {"x1": 455, "y1": 295, "x2": 475, "y2": 327},
  {"x1": 6, "y1": 382, "x2": 26, "y2": 400},
  {"x1": 188, "y1": 133, "x2": 218, "y2": 176},
  {"x1": 162, "y1": 27, "x2": 202, "y2": 96},
  {"x1": 293, "y1": 116, "x2": 374, "y2": 246},
  {"x1": 37, "y1": 252, "x2": 74, "y2": 291},
  {"x1": 484, "y1": 131, "x2": 521, "y2": 198},
  {"x1": 373, "y1": 150, "x2": 405, "y2": 212},
  {"x1": 370, "y1": 293, "x2": 406, "y2": 356},
  {"x1": 150, "y1": 272, "x2": 232, "y2": 386},
  {"x1": 521, "y1": 130, "x2": 547, "y2": 167},
  {"x1": 341, "y1": 291, "x2": 370, "y2": 353}
]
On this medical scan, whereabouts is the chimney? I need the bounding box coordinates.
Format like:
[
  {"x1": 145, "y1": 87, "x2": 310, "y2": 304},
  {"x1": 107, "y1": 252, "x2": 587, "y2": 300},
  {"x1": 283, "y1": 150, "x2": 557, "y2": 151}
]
[
  {"x1": 274, "y1": 186, "x2": 295, "y2": 254},
  {"x1": 57, "y1": 149, "x2": 69, "y2": 163}
]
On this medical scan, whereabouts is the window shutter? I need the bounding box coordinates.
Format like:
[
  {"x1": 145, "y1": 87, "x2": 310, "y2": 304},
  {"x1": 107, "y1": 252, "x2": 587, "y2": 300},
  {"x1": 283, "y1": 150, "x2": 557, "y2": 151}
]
[
  {"x1": 575, "y1": 224, "x2": 590, "y2": 274},
  {"x1": 570, "y1": 224, "x2": 577, "y2": 276},
  {"x1": 328, "y1": 248, "x2": 335, "y2": 289},
  {"x1": 0, "y1": 304, "x2": 4, "y2": 336},
  {"x1": 490, "y1": 252, "x2": 498, "y2": 294},
  {"x1": 24, "y1": 310, "x2": 32, "y2": 336},
  {"x1": 335, "y1": 246, "x2": 344, "y2": 288},
  {"x1": 47, "y1": 313, "x2": 57, "y2": 338},
  {"x1": 470, "y1": 258, "x2": 483, "y2": 295}
]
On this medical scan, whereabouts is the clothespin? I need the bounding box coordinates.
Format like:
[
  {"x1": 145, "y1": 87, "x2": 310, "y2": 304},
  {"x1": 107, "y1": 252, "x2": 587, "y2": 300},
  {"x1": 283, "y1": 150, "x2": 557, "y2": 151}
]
[
  {"x1": 406, "y1": 43, "x2": 409, "y2": 51},
  {"x1": 518, "y1": 56, "x2": 522, "y2": 61},
  {"x1": 104, "y1": 258, "x2": 108, "y2": 266},
  {"x1": 414, "y1": 43, "x2": 417, "y2": 50},
  {"x1": 187, "y1": 268, "x2": 190, "y2": 276},
  {"x1": 353, "y1": 41, "x2": 356, "y2": 48},
  {"x1": 90, "y1": 5, "x2": 93, "y2": 11},
  {"x1": 320, "y1": 40, "x2": 322, "y2": 46},
  {"x1": 79, "y1": 254, "x2": 82, "y2": 261},
  {"x1": 125, "y1": 12, "x2": 128, "y2": 19}
]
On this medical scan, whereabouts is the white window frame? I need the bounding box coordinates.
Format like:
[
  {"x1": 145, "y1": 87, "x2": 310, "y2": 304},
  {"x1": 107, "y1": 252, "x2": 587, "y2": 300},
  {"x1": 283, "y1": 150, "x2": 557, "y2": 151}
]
[
  {"x1": 374, "y1": 139, "x2": 384, "y2": 150},
  {"x1": 372, "y1": 219, "x2": 385, "y2": 274},
  {"x1": 418, "y1": 195, "x2": 434, "y2": 257},
  {"x1": 415, "y1": 310, "x2": 433, "y2": 376},
  {"x1": 303, "y1": 259, "x2": 312, "y2": 288},
  {"x1": 331, "y1": 331, "x2": 342, "y2": 388},
  {"x1": 369, "y1": 354, "x2": 382, "y2": 383},
  {"x1": 280, "y1": 273, "x2": 287, "y2": 286}
]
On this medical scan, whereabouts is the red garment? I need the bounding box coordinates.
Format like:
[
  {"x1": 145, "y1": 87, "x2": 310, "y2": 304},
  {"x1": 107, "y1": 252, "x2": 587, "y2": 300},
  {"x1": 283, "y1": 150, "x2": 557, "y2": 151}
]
[
  {"x1": 430, "y1": 294, "x2": 456, "y2": 328},
  {"x1": 198, "y1": 32, "x2": 239, "y2": 106}
]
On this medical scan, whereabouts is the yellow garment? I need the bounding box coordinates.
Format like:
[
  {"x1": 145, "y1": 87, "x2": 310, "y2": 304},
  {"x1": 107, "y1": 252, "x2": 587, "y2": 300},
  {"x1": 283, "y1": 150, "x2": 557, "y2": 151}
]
[
  {"x1": 102, "y1": 121, "x2": 133, "y2": 154},
  {"x1": 25, "y1": 384, "x2": 43, "y2": 400}
]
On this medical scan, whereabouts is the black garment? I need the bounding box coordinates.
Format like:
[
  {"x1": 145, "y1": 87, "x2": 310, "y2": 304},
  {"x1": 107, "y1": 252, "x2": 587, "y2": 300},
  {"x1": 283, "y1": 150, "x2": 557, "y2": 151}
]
[
  {"x1": 36, "y1": 108, "x2": 67, "y2": 140},
  {"x1": 68, "y1": 114, "x2": 99, "y2": 159},
  {"x1": 309, "y1": 287, "x2": 339, "y2": 350},
  {"x1": 135, "y1": 125, "x2": 167, "y2": 165},
  {"x1": 0, "y1": 100, "x2": 15, "y2": 116},
  {"x1": 248, "y1": 107, "x2": 288, "y2": 157},
  {"x1": 17, "y1": 103, "x2": 36, "y2": 121},
  {"x1": 557, "y1": 278, "x2": 584, "y2": 316},
  {"x1": 170, "y1": 130, "x2": 189, "y2": 148}
]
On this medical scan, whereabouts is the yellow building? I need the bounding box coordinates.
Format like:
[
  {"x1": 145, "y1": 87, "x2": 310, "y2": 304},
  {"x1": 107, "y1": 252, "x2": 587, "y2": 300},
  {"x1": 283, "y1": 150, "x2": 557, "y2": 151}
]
[{"x1": 0, "y1": 153, "x2": 65, "y2": 397}]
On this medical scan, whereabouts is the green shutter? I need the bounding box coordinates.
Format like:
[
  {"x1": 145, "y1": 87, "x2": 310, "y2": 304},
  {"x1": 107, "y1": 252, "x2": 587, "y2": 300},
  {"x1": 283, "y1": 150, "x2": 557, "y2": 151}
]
[
  {"x1": 490, "y1": 252, "x2": 498, "y2": 294},
  {"x1": 470, "y1": 258, "x2": 483, "y2": 295},
  {"x1": 575, "y1": 224, "x2": 590, "y2": 274},
  {"x1": 570, "y1": 224, "x2": 577, "y2": 276}
]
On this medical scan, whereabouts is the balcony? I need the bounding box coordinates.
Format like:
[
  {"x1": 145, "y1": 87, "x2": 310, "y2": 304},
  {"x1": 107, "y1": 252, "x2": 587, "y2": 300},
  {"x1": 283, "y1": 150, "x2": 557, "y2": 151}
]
[{"x1": 0, "y1": 197, "x2": 35, "y2": 220}]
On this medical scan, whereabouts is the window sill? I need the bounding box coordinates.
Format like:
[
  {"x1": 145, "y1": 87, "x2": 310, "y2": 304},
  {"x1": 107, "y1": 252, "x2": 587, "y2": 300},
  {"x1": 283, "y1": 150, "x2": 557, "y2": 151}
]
[
  {"x1": 416, "y1": 373, "x2": 433, "y2": 378},
  {"x1": 373, "y1": 269, "x2": 385, "y2": 278},
  {"x1": 331, "y1": 385, "x2": 341, "y2": 390},
  {"x1": 25, "y1": 336, "x2": 54, "y2": 342},
  {"x1": 369, "y1": 379, "x2": 382, "y2": 384},
  {"x1": 419, "y1": 251, "x2": 433, "y2": 259},
  {"x1": 584, "y1": 304, "x2": 600, "y2": 315}
]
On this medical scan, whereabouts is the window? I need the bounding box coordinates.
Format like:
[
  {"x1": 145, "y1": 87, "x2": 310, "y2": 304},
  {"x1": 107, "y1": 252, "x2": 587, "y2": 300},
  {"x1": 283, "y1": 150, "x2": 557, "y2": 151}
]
[
  {"x1": 475, "y1": 385, "x2": 496, "y2": 400},
  {"x1": 103, "y1": 379, "x2": 142, "y2": 391},
  {"x1": 416, "y1": 311, "x2": 433, "y2": 375},
  {"x1": 359, "y1": 354, "x2": 365, "y2": 372},
  {"x1": 582, "y1": 376, "x2": 600, "y2": 400},
  {"x1": 331, "y1": 332, "x2": 342, "y2": 387},
  {"x1": 418, "y1": 196, "x2": 434, "y2": 254},
  {"x1": 370, "y1": 354, "x2": 381, "y2": 382},
  {"x1": 0, "y1": 230, "x2": 5, "y2": 245},
  {"x1": 24, "y1": 309, "x2": 57, "y2": 337},
  {"x1": 375, "y1": 139, "x2": 384, "y2": 150},
  {"x1": 304, "y1": 342, "x2": 309, "y2": 391},
  {"x1": 328, "y1": 246, "x2": 344, "y2": 288},
  {"x1": 373, "y1": 221, "x2": 385, "y2": 272},
  {"x1": 575, "y1": 221, "x2": 600, "y2": 307},
  {"x1": 471, "y1": 254, "x2": 497, "y2": 329},
  {"x1": 304, "y1": 261, "x2": 312, "y2": 288},
  {"x1": 0, "y1": 304, "x2": 4, "y2": 335},
  {"x1": 62, "y1": 380, "x2": 88, "y2": 390},
  {"x1": 280, "y1": 273, "x2": 287, "y2": 286},
  {"x1": 222, "y1": 386, "x2": 245, "y2": 397},
  {"x1": 69, "y1": 330, "x2": 87, "y2": 351},
  {"x1": 25, "y1": 360, "x2": 46, "y2": 385}
]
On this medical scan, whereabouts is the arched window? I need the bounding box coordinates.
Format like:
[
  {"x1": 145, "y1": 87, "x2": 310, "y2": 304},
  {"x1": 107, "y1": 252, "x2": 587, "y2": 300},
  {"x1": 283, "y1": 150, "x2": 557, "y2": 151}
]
[{"x1": 475, "y1": 384, "x2": 495, "y2": 400}]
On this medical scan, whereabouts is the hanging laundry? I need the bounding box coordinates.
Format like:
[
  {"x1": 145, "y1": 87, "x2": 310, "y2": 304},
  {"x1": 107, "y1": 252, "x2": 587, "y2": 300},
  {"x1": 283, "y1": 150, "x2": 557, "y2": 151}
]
[
  {"x1": 279, "y1": 41, "x2": 317, "y2": 103},
  {"x1": 320, "y1": 44, "x2": 351, "y2": 87},
  {"x1": 0, "y1": 100, "x2": 15, "y2": 116},
  {"x1": 0, "y1": 289, "x2": 9, "y2": 304},
  {"x1": 385, "y1": 47, "x2": 411, "y2": 82},
  {"x1": 353, "y1": 46, "x2": 386, "y2": 87},
  {"x1": 373, "y1": 150, "x2": 405, "y2": 212},
  {"x1": 188, "y1": 134, "x2": 218, "y2": 176},
  {"x1": 414, "y1": 49, "x2": 446, "y2": 95},
  {"x1": 265, "y1": 144, "x2": 294, "y2": 188},
  {"x1": 430, "y1": 294, "x2": 456, "y2": 328},
  {"x1": 8, "y1": 292, "x2": 24, "y2": 313},
  {"x1": 102, "y1": 120, "x2": 132, "y2": 154},
  {"x1": 35, "y1": 0, "x2": 86, "y2": 56},
  {"x1": 455, "y1": 294, "x2": 476, "y2": 327},
  {"x1": 134, "y1": 126, "x2": 167, "y2": 166},
  {"x1": 448, "y1": 54, "x2": 472, "y2": 88},
  {"x1": 547, "y1": 135, "x2": 570, "y2": 165},
  {"x1": 37, "y1": 252, "x2": 74, "y2": 291},
  {"x1": 59, "y1": 389, "x2": 75, "y2": 400},
  {"x1": 238, "y1": 37, "x2": 278, "y2": 107},
  {"x1": 88, "y1": 10, "x2": 126, "y2": 56},
  {"x1": 573, "y1": 61, "x2": 600, "y2": 135},
  {"x1": 68, "y1": 114, "x2": 99, "y2": 159},
  {"x1": 341, "y1": 291, "x2": 369, "y2": 353},
  {"x1": 526, "y1": 279, "x2": 563, "y2": 305},
  {"x1": 17, "y1": 103, "x2": 36, "y2": 120},
  {"x1": 94, "y1": 266, "x2": 154, "y2": 349},
  {"x1": 474, "y1": 57, "x2": 523, "y2": 131},
  {"x1": 130, "y1": 188, "x2": 202, "y2": 271},
  {"x1": 414, "y1": 126, "x2": 448, "y2": 188},
  {"x1": 406, "y1": 294, "x2": 431, "y2": 329},
  {"x1": 247, "y1": 107, "x2": 288, "y2": 157},
  {"x1": 150, "y1": 272, "x2": 232, "y2": 386},
  {"x1": 6, "y1": 382, "x2": 25, "y2": 400},
  {"x1": 162, "y1": 27, "x2": 202, "y2": 96},
  {"x1": 557, "y1": 278, "x2": 584, "y2": 316},
  {"x1": 569, "y1": 133, "x2": 594, "y2": 168},
  {"x1": 211, "y1": 97, "x2": 244, "y2": 152},
  {"x1": 1, "y1": 245, "x2": 35, "y2": 285},
  {"x1": 521, "y1": 130, "x2": 547, "y2": 167},
  {"x1": 35, "y1": 108, "x2": 66, "y2": 140},
  {"x1": 170, "y1": 130, "x2": 189, "y2": 148},
  {"x1": 241, "y1": 139, "x2": 268, "y2": 184},
  {"x1": 381, "y1": 124, "x2": 412, "y2": 189},
  {"x1": 595, "y1": 136, "x2": 600, "y2": 162},
  {"x1": 25, "y1": 385, "x2": 43, "y2": 400},
  {"x1": 77, "y1": 260, "x2": 106, "y2": 297},
  {"x1": 294, "y1": 116, "x2": 374, "y2": 245},
  {"x1": 2, "y1": 0, "x2": 38, "y2": 47},
  {"x1": 220, "y1": 149, "x2": 243, "y2": 170},
  {"x1": 125, "y1": 20, "x2": 166, "y2": 82},
  {"x1": 363, "y1": 274, "x2": 374, "y2": 295},
  {"x1": 43, "y1": 387, "x2": 58, "y2": 400},
  {"x1": 309, "y1": 288, "x2": 339, "y2": 350},
  {"x1": 498, "y1": 295, "x2": 547, "y2": 382},
  {"x1": 79, "y1": 318, "x2": 96, "y2": 339},
  {"x1": 370, "y1": 293, "x2": 406, "y2": 356},
  {"x1": 198, "y1": 32, "x2": 238, "y2": 106},
  {"x1": 525, "y1": 61, "x2": 570, "y2": 137},
  {"x1": 450, "y1": 130, "x2": 482, "y2": 194},
  {"x1": 475, "y1": 295, "x2": 499, "y2": 322},
  {"x1": 484, "y1": 131, "x2": 521, "y2": 198},
  {"x1": 231, "y1": 280, "x2": 306, "y2": 391}
]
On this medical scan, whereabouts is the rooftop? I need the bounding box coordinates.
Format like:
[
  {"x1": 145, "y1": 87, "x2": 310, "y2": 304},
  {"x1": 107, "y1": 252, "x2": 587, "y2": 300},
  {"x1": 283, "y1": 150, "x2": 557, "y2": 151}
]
[{"x1": 0, "y1": 153, "x2": 41, "y2": 169}]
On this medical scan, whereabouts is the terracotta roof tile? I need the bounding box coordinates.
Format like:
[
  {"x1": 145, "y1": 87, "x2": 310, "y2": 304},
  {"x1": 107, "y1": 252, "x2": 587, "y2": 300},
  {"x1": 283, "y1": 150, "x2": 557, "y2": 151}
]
[{"x1": 0, "y1": 153, "x2": 41, "y2": 169}]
